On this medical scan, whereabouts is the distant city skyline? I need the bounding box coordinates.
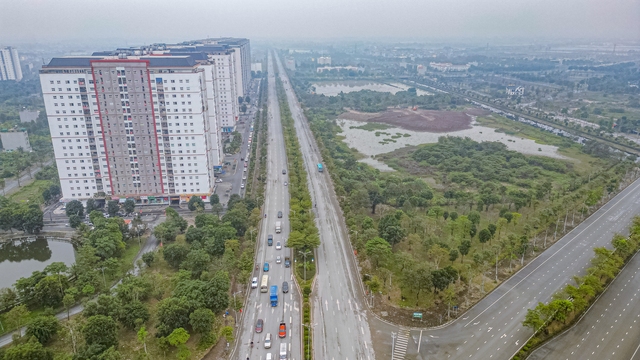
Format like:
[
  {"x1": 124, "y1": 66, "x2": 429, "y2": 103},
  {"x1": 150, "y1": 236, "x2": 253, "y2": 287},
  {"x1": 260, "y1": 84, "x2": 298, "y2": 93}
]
[{"x1": 1, "y1": 0, "x2": 638, "y2": 44}]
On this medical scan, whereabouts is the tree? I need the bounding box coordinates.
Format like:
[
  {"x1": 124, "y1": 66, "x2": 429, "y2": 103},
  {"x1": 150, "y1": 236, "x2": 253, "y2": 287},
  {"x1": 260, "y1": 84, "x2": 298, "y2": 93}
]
[
  {"x1": 0, "y1": 178, "x2": 5, "y2": 195},
  {"x1": 154, "y1": 222, "x2": 178, "y2": 243},
  {"x1": 118, "y1": 300, "x2": 150, "y2": 330},
  {"x1": 182, "y1": 249, "x2": 211, "y2": 278},
  {"x1": 137, "y1": 326, "x2": 149, "y2": 355},
  {"x1": 402, "y1": 262, "x2": 432, "y2": 301},
  {"x1": 364, "y1": 237, "x2": 392, "y2": 268},
  {"x1": 4, "y1": 336, "x2": 54, "y2": 360},
  {"x1": 6, "y1": 304, "x2": 29, "y2": 333},
  {"x1": 449, "y1": 248, "x2": 459, "y2": 264},
  {"x1": 25, "y1": 316, "x2": 59, "y2": 344},
  {"x1": 63, "y1": 294, "x2": 75, "y2": 320},
  {"x1": 83, "y1": 315, "x2": 118, "y2": 350},
  {"x1": 449, "y1": 212, "x2": 459, "y2": 221},
  {"x1": 487, "y1": 223, "x2": 497, "y2": 238},
  {"x1": 467, "y1": 211, "x2": 481, "y2": 225},
  {"x1": 185, "y1": 226, "x2": 205, "y2": 244},
  {"x1": 478, "y1": 228, "x2": 492, "y2": 248},
  {"x1": 188, "y1": 196, "x2": 205, "y2": 212},
  {"x1": 458, "y1": 240, "x2": 471, "y2": 263},
  {"x1": 84, "y1": 295, "x2": 119, "y2": 320},
  {"x1": 69, "y1": 214, "x2": 82, "y2": 229},
  {"x1": 189, "y1": 308, "x2": 215, "y2": 334},
  {"x1": 522, "y1": 306, "x2": 545, "y2": 333},
  {"x1": 212, "y1": 203, "x2": 224, "y2": 216},
  {"x1": 427, "y1": 244, "x2": 449, "y2": 269},
  {"x1": 65, "y1": 200, "x2": 84, "y2": 218},
  {"x1": 156, "y1": 297, "x2": 192, "y2": 337},
  {"x1": 107, "y1": 200, "x2": 119, "y2": 217},
  {"x1": 123, "y1": 199, "x2": 135, "y2": 215},
  {"x1": 163, "y1": 243, "x2": 190, "y2": 269},
  {"x1": 210, "y1": 194, "x2": 220, "y2": 206},
  {"x1": 142, "y1": 252, "x2": 155, "y2": 268},
  {"x1": 86, "y1": 199, "x2": 97, "y2": 214}
]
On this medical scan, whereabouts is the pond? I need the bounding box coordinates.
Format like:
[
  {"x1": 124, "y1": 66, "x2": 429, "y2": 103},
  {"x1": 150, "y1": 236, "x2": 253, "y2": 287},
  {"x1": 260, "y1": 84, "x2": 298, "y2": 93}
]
[
  {"x1": 0, "y1": 237, "x2": 76, "y2": 289},
  {"x1": 312, "y1": 81, "x2": 432, "y2": 96},
  {"x1": 337, "y1": 118, "x2": 569, "y2": 171}
]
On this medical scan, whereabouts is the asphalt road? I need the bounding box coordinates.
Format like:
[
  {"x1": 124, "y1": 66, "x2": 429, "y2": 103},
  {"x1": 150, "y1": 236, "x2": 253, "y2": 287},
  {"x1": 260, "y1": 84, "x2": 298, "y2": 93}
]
[
  {"x1": 275, "y1": 52, "x2": 376, "y2": 360},
  {"x1": 234, "y1": 53, "x2": 302, "y2": 360},
  {"x1": 393, "y1": 177, "x2": 640, "y2": 359},
  {"x1": 2, "y1": 159, "x2": 54, "y2": 196},
  {"x1": 529, "y1": 238, "x2": 640, "y2": 360}
]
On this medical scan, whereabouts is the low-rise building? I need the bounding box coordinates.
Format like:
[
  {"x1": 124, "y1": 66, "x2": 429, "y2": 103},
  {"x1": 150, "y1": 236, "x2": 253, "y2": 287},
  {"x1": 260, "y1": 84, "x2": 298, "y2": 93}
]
[
  {"x1": 0, "y1": 130, "x2": 31, "y2": 151},
  {"x1": 429, "y1": 62, "x2": 470, "y2": 72},
  {"x1": 506, "y1": 85, "x2": 525, "y2": 96},
  {"x1": 19, "y1": 109, "x2": 40, "y2": 123},
  {"x1": 317, "y1": 56, "x2": 331, "y2": 65}
]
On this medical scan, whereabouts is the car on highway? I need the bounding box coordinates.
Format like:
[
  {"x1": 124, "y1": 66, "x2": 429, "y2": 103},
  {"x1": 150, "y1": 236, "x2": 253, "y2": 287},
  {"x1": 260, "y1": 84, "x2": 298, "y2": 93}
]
[
  {"x1": 282, "y1": 281, "x2": 289, "y2": 293},
  {"x1": 244, "y1": 163, "x2": 247, "y2": 167},
  {"x1": 242, "y1": 175, "x2": 246, "y2": 180},
  {"x1": 251, "y1": 277, "x2": 258, "y2": 289},
  {"x1": 279, "y1": 323, "x2": 286, "y2": 338},
  {"x1": 282, "y1": 169, "x2": 286, "y2": 174},
  {"x1": 255, "y1": 319, "x2": 263, "y2": 333},
  {"x1": 264, "y1": 333, "x2": 272, "y2": 348},
  {"x1": 284, "y1": 181, "x2": 288, "y2": 186},
  {"x1": 263, "y1": 262, "x2": 269, "y2": 272},
  {"x1": 275, "y1": 241, "x2": 282, "y2": 250},
  {"x1": 276, "y1": 256, "x2": 282, "y2": 264},
  {"x1": 277, "y1": 211, "x2": 283, "y2": 218},
  {"x1": 241, "y1": 183, "x2": 245, "y2": 189}
]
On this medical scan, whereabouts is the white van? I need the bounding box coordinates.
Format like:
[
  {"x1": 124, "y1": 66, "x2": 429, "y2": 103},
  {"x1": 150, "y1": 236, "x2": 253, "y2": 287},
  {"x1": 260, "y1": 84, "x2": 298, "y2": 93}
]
[
  {"x1": 266, "y1": 354, "x2": 272, "y2": 360},
  {"x1": 264, "y1": 333, "x2": 272, "y2": 348},
  {"x1": 279, "y1": 343, "x2": 287, "y2": 359}
]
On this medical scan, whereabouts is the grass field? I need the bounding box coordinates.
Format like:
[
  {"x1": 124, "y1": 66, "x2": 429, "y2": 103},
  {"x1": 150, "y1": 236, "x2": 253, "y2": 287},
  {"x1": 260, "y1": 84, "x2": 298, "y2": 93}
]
[{"x1": 8, "y1": 179, "x2": 52, "y2": 204}]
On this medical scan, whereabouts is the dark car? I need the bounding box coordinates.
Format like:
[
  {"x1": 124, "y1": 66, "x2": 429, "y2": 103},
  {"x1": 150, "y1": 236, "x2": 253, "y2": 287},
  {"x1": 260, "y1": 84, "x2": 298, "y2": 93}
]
[
  {"x1": 282, "y1": 169, "x2": 286, "y2": 174},
  {"x1": 282, "y1": 281, "x2": 289, "y2": 293},
  {"x1": 255, "y1": 319, "x2": 263, "y2": 333},
  {"x1": 278, "y1": 211, "x2": 283, "y2": 218}
]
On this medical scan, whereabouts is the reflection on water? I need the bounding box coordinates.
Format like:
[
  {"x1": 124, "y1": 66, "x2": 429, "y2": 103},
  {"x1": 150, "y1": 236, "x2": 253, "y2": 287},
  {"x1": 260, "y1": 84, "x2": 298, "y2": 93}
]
[
  {"x1": 0, "y1": 238, "x2": 75, "y2": 289},
  {"x1": 312, "y1": 81, "x2": 432, "y2": 96}
]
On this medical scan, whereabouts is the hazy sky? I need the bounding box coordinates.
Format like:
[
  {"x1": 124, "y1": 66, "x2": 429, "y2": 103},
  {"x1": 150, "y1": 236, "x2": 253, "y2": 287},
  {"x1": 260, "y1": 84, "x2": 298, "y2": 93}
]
[{"x1": 1, "y1": 0, "x2": 638, "y2": 44}]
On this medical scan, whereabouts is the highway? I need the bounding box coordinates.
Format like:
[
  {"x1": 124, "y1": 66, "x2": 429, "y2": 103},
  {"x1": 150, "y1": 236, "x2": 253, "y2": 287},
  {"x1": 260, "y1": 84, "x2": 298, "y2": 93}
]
[
  {"x1": 234, "y1": 53, "x2": 302, "y2": 360},
  {"x1": 273, "y1": 51, "x2": 640, "y2": 359},
  {"x1": 274, "y1": 52, "x2": 376, "y2": 360},
  {"x1": 529, "y1": 235, "x2": 640, "y2": 360}
]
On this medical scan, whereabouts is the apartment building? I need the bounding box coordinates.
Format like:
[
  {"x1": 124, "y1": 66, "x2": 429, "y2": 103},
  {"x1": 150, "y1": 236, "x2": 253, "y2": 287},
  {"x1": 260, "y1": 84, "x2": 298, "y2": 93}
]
[
  {"x1": 40, "y1": 55, "x2": 222, "y2": 203},
  {"x1": 0, "y1": 46, "x2": 23, "y2": 81}
]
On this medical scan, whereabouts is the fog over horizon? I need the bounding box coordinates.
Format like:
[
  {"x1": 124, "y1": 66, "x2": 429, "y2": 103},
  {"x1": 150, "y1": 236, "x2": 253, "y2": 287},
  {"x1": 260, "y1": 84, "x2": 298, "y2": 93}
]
[{"x1": 1, "y1": 0, "x2": 639, "y2": 46}]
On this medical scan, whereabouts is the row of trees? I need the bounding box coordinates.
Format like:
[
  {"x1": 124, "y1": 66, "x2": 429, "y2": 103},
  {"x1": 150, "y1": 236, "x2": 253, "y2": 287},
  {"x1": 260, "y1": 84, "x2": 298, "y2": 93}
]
[
  {"x1": 0, "y1": 196, "x2": 43, "y2": 234},
  {"x1": 294, "y1": 74, "x2": 637, "y2": 323},
  {"x1": 516, "y1": 216, "x2": 640, "y2": 359}
]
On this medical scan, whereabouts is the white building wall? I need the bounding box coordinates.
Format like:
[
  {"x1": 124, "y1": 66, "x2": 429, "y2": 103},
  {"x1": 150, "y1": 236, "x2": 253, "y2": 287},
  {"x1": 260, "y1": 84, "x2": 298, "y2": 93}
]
[{"x1": 40, "y1": 72, "x2": 104, "y2": 200}]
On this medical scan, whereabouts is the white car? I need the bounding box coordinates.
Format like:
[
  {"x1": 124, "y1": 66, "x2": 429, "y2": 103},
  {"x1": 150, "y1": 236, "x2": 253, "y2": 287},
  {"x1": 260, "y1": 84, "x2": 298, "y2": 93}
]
[
  {"x1": 276, "y1": 256, "x2": 282, "y2": 264},
  {"x1": 275, "y1": 241, "x2": 282, "y2": 250},
  {"x1": 242, "y1": 175, "x2": 246, "y2": 180},
  {"x1": 215, "y1": 178, "x2": 223, "y2": 183},
  {"x1": 284, "y1": 181, "x2": 288, "y2": 186},
  {"x1": 241, "y1": 183, "x2": 245, "y2": 189},
  {"x1": 251, "y1": 277, "x2": 258, "y2": 289}
]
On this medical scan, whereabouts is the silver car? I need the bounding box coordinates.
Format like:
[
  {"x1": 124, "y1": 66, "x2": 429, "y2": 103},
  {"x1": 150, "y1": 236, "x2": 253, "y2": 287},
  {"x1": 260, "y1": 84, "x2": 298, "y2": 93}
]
[{"x1": 276, "y1": 256, "x2": 282, "y2": 264}]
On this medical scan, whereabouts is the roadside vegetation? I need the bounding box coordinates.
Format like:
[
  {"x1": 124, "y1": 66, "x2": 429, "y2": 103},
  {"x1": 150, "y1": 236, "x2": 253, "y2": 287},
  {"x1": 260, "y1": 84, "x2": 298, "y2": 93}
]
[
  {"x1": 245, "y1": 76, "x2": 268, "y2": 206},
  {"x1": 289, "y1": 78, "x2": 638, "y2": 326},
  {"x1": 0, "y1": 199, "x2": 260, "y2": 359},
  {"x1": 513, "y1": 217, "x2": 640, "y2": 360},
  {"x1": 276, "y1": 74, "x2": 320, "y2": 360}
]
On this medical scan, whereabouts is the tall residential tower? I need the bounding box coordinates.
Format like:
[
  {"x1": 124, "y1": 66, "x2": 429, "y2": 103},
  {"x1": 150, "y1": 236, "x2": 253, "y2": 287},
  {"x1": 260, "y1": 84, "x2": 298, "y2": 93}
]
[
  {"x1": 0, "y1": 46, "x2": 23, "y2": 81},
  {"x1": 40, "y1": 38, "x2": 251, "y2": 203}
]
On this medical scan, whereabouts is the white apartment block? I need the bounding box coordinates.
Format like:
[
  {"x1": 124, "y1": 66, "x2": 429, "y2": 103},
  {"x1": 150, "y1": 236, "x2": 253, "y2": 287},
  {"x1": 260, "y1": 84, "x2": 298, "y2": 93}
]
[
  {"x1": 0, "y1": 46, "x2": 23, "y2": 81},
  {"x1": 40, "y1": 55, "x2": 222, "y2": 203},
  {"x1": 317, "y1": 56, "x2": 331, "y2": 65}
]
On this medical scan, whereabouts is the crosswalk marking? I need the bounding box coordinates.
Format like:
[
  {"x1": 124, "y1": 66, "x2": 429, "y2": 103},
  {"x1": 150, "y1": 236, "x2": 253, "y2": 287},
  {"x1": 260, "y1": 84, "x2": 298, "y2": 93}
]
[{"x1": 393, "y1": 330, "x2": 410, "y2": 359}]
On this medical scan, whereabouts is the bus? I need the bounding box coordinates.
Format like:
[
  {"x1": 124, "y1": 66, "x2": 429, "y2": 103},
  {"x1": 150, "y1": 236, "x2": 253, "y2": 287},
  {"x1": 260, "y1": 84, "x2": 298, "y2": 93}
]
[{"x1": 260, "y1": 275, "x2": 269, "y2": 293}]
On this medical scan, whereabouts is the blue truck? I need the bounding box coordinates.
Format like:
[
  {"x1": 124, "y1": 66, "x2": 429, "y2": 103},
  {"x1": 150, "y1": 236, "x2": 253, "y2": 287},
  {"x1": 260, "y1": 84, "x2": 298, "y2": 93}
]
[
  {"x1": 270, "y1": 285, "x2": 278, "y2": 307},
  {"x1": 317, "y1": 163, "x2": 323, "y2": 172}
]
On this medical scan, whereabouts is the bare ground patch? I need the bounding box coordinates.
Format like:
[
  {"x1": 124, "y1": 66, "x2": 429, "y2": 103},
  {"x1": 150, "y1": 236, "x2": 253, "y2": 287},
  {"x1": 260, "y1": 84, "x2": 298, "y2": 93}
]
[{"x1": 340, "y1": 108, "x2": 491, "y2": 133}]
